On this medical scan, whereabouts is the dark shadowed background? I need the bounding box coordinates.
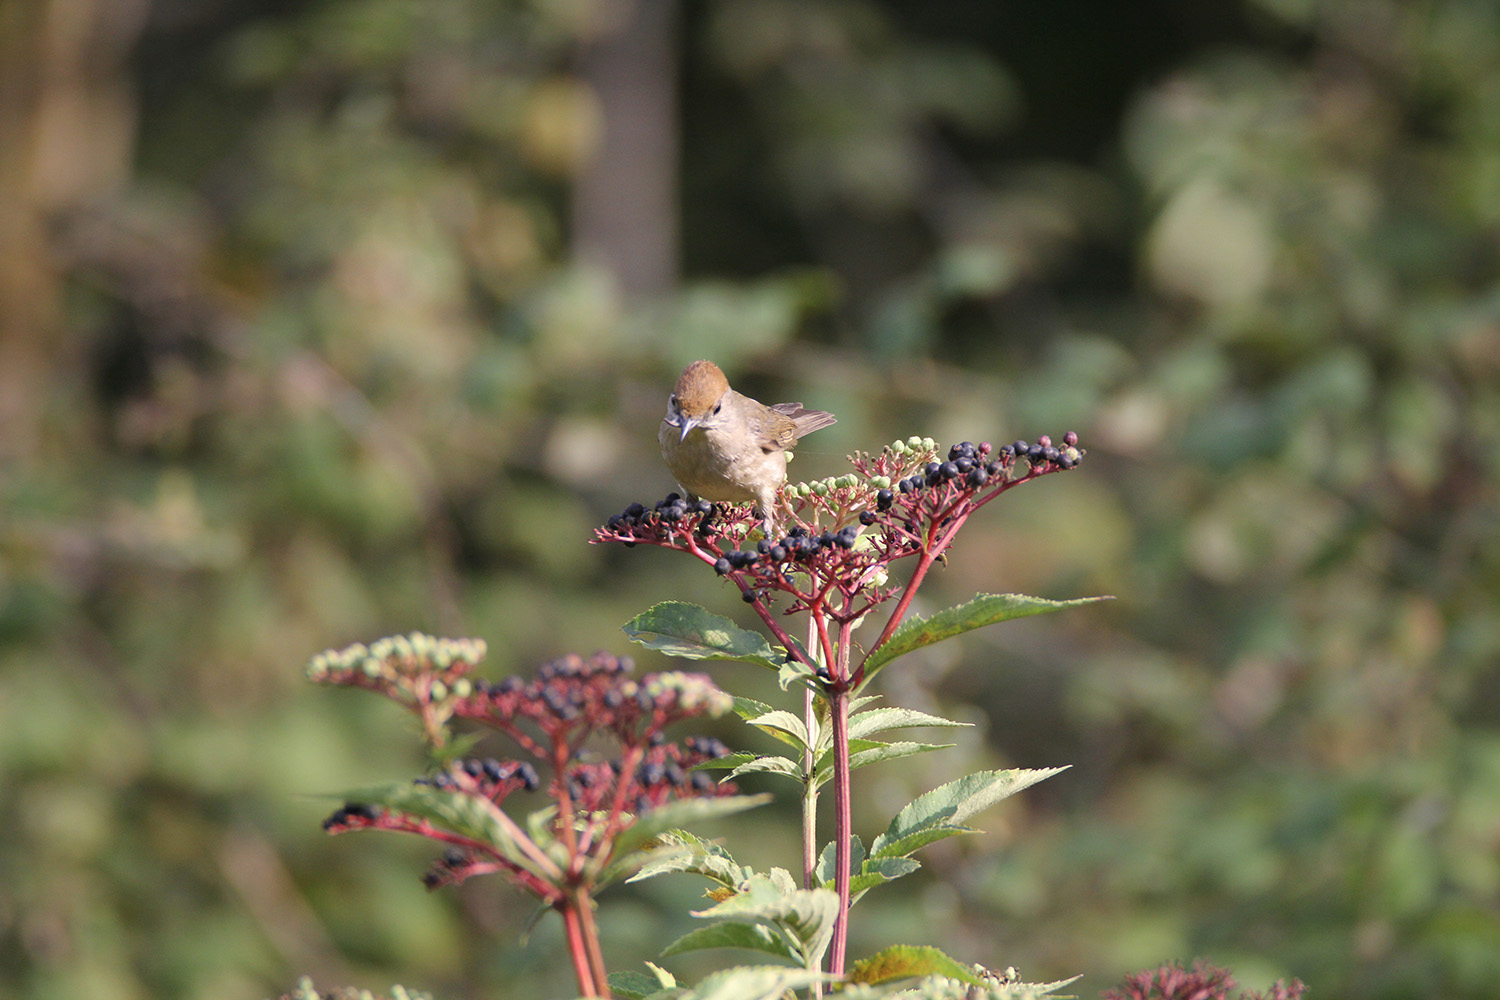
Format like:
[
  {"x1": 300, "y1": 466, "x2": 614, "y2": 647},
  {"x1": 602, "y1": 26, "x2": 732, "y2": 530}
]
[{"x1": 2, "y1": 1, "x2": 1498, "y2": 998}]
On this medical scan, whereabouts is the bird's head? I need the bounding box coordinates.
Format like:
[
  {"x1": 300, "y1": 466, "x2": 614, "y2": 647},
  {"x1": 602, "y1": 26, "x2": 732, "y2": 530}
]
[{"x1": 664, "y1": 360, "x2": 731, "y2": 441}]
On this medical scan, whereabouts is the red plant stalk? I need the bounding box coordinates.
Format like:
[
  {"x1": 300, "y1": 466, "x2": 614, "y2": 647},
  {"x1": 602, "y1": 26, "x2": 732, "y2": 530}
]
[
  {"x1": 827, "y1": 614, "x2": 857, "y2": 975},
  {"x1": 560, "y1": 895, "x2": 601, "y2": 997}
]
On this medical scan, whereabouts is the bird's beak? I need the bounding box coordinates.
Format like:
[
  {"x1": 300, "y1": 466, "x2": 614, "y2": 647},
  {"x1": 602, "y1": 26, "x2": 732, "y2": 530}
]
[{"x1": 678, "y1": 416, "x2": 700, "y2": 443}]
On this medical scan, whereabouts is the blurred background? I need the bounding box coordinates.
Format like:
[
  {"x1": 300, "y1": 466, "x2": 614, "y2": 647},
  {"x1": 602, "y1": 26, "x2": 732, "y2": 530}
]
[{"x1": 2, "y1": 0, "x2": 1498, "y2": 997}]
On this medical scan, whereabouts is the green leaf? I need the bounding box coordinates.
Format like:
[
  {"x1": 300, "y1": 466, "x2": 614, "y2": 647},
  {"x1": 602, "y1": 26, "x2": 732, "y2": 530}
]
[
  {"x1": 815, "y1": 740, "x2": 956, "y2": 785},
  {"x1": 745, "y1": 709, "x2": 810, "y2": 749},
  {"x1": 732, "y1": 696, "x2": 774, "y2": 719},
  {"x1": 868, "y1": 824, "x2": 975, "y2": 861},
  {"x1": 726, "y1": 755, "x2": 802, "y2": 784},
  {"x1": 846, "y1": 706, "x2": 969, "y2": 740},
  {"x1": 692, "y1": 874, "x2": 840, "y2": 967},
  {"x1": 847, "y1": 944, "x2": 986, "y2": 986},
  {"x1": 814, "y1": 835, "x2": 866, "y2": 887},
  {"x1": 623, "y1": 602, "x2": 783, "y2": 671},
  {"x1": 861, "y1": 593, "x2": 1112, "y2": 682},
  {"x1": 332, "y1": 781, "x2": 547, "y2": 875},
  {"x1": 675, "y1": 966, "x2": 834, "y2": 1000},
  {"x1": 661, "y1": 922, "x2": 798, "y2": 962},
  {"x1": 627, "y1": 830, "x2": 748, "y2": 888},
  {"x1": 870, "y1": 768, "x2": 1068, "y2": 859},
  {"x1": 693, "y1": 751, "x2": 758, "y2": 771},
  {"x1": 848, "y1": 856, "x2": 922, "y2": 897},
  {"x1": 607, "y1": 965, "x2": 678, "y2": 1000}
]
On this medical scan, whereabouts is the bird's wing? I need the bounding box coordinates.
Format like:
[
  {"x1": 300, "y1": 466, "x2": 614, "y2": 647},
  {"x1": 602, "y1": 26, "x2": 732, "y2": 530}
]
[
  {"x1": 754, "y1": 407, "x2": 802, "y2": 451},
  {"x1": 771, "y1": 402, "x2": 837, "y2": 439}
]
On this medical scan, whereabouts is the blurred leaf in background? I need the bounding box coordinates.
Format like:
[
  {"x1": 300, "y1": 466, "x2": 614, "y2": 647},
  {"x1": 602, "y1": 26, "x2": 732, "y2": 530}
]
[{"x1": 1, "y1": 0, "x2": 1497, "y2": 999}]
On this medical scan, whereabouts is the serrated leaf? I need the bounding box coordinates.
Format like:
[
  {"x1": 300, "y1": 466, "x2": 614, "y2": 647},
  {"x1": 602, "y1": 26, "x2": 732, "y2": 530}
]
[
  {"x1": 870, "y1": 768, "x2": 1067, "y2": 859},
  {"x1": 847, "y1": 856, "x2": 922, "y2": 897},
  {"x1": 676, "y1": 966, "x2": 834, "y2": 1000},
  {"x1": 848, "y1": 945, "x2": 986, "y2": 986},
  {"x1": 814, "y1": 741, "x2": 956, "y2": 785},
  {"x1": 862, "y1": 593, "x2": 1112, "y2": 681},
  {"x1": 691, "y1": 875, "x2": 839, "y2": 967},
  {"x1": 612, "y1": 794, "x2": 771, "y2": 858},
  {"x1": 846, "y1": 706, "x2": 969, "y2": 740},
  {"x1": 623, "y1": 602, "x2": 783, "y2": 671},
  {"x1": 627, "y1": 830, "x2": 747, "y2": 887},
  {"x1": 661, "y1": 922, "x2": 798, "y2": 961},
  {"x1": 732, "y1": 696, "x2": 774, "y2": 719},
  {"x1": 869, "y1": 824, "x2": 975, "y2": 861},
  {"x1": 607, "y1": 965, "x2": 679, "y2": 1000},
  {"x1": 745, "y1": 710, "x2": 810, "y2": 748},
  {"x1": 778, "y1": 657, "x2": 817, "y2": 691},
  {"x1": 693, "y1": 751, "x2": 758, "y2": 771},
  {"x1": 814, "y1": 835, "x2": 866, "y2": 887},
  {"x1": 726, "y1": 755, "x2": 802, "y2": 783},
  {"x1": 333, "y1": 781, "x2": 545, "y2": 874}
]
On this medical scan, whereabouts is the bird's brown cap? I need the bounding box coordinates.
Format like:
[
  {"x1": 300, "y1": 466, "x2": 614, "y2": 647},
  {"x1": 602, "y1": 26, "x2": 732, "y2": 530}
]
[{"x1": 672, "y1": 360, "x2": 730, "y2": 417}]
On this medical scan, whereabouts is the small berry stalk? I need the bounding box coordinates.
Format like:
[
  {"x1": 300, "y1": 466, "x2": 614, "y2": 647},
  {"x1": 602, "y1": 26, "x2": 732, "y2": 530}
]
[
  {"x1": 595, "y1": 433, "x2": 1088, "y2": 976},
  {"x1": 308, "y1": 640, "x2": 754, "y2": 998}
]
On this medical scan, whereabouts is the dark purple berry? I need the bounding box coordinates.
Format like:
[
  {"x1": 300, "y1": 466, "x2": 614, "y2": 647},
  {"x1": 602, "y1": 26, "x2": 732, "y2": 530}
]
[
  {"x1": 1027, "y1": 444, "x2": 1045, "y2": 462},
  {"x1": 859, "y1": 510, "x2": 878, "y2": 525},
  {"x1": 742, "y1": 589, "x2": 758, "y2": 603},
  {"x1": 714, "y1": 557, "x2": 732, "y2": 575},
  {"x1": 876, "y1": 488, "x2": 894, "y2": 510},
  {"x1": 1012, "y1": 440, "x2": 1028, "y2": 454},
  {"x1": 966, "y1": 467, "x2": 988, "y2": 488},
  {"x1": 1059, "y1": 453, "x2": 1077, "y2": 469},
  {"x1": 955, "y1": 457, "x2": 974, "y2": 473}
]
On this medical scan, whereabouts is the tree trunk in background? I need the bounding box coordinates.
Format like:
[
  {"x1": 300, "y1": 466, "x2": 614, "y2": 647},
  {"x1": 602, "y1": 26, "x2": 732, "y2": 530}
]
[
  {"x1": 0, "y1": 0, "x2": 147, "y2": 458},
  {"x1": 573, "y1": 0, "x2": 680, "y2": 299}
]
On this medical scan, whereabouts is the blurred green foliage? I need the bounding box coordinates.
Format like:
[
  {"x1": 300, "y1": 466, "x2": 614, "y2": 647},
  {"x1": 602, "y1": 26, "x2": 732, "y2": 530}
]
[{"x1": 1, "y1": 1, "x2": 1498, "y2": 999}]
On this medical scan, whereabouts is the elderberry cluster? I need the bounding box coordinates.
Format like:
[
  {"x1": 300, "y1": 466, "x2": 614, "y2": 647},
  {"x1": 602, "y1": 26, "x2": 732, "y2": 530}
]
[
  {"x1": 322, "y1": 802, "x2": 382, "y2": 832},
  {"x1": 416, "y1": 757, "x2": 541, "y2": 796},
  {"x1": 456, "y1": 651, "x2": 732, "y2": 745},
  {"x1": 562, "y1": 737, "x2": 736, "y2": 816},
  {"x1": 889, "y1": 435, "x2": 1079, "y2": 497},
  {"x1": 605, "y1": 494, "x2": 720, "y2": 545}
]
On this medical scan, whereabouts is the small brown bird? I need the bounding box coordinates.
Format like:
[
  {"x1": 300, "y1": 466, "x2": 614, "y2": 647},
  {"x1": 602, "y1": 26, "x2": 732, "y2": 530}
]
[{"x1": 660, "y1": 360, "x2": 837, "y2": 533}]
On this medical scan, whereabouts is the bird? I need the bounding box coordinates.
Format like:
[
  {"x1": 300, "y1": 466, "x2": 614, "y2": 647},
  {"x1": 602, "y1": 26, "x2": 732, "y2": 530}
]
[{"x1": 660, "y1": 360, "x2": 836, "y2": 534}]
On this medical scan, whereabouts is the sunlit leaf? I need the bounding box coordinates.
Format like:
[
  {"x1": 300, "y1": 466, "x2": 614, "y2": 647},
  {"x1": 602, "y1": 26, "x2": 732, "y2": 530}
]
[
  {"x1": 846, "y1": 706, "x2": 969, "y2": 740},
  {"x1": 661, "y1": 921, "x2": 798, "y2": 961},
  {"x1": 623, "y1": 602, "x2": 783, "y2": 671},
  {"x1": 847, "y1": 944, "x2": 986, "y2": 986},
  {"x1": 862, "y1": 594, "x2": 1112, "y2": 682},
  {"x1": 870, "y1": 768, "x2": 1068, "y2": 859}
]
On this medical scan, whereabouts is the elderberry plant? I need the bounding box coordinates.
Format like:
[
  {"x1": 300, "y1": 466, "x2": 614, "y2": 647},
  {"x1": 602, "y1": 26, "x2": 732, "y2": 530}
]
[
  {"x1": 305, "y1": 640, "x2": 761, "y2": 999},
  {"x1": 585, "y1": 434, "x2": 1107, "y2": 999},
  {"x1": 298, "y1": 433, "x2": 1106, "y2": 1000}
]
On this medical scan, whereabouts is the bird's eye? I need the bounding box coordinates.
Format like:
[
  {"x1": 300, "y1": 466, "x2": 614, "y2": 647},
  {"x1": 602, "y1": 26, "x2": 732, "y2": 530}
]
[{"x1": 711, "y1": 403, "x2": 721, "y2": 415}]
